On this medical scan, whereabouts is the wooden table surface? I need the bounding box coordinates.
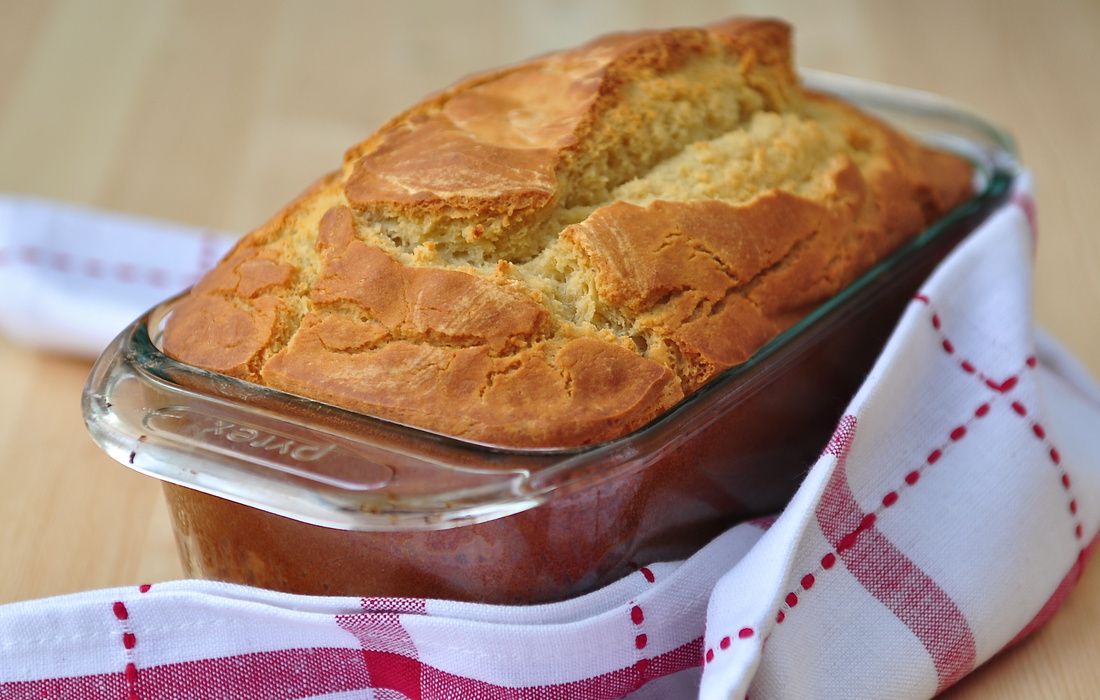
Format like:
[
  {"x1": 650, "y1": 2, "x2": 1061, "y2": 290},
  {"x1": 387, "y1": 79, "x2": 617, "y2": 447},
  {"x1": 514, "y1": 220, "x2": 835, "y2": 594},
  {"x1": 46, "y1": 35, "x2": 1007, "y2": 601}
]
[{"x1": 1, "y1": 0, "x2": 1098, "y2": 696}]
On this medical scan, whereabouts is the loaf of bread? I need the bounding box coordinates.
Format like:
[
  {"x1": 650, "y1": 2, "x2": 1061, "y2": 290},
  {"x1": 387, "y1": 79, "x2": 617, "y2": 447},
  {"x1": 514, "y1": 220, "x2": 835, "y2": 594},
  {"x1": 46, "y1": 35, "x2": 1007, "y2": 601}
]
[{"x1": 163, "y1": 18, "x2": 972, "y2": 448}]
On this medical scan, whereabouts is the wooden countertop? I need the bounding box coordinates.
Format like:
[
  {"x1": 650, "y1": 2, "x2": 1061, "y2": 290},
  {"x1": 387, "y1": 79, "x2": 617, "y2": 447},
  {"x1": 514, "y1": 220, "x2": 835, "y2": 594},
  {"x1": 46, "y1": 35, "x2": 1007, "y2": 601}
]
[{"x1": 1, "y1": 1, "x2": 1098, "y2": 696}]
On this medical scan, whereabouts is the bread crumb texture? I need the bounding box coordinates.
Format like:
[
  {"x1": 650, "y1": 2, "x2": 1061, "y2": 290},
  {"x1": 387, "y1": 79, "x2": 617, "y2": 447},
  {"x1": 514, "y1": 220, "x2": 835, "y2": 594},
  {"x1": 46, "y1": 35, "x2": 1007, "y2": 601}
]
[{"x1": 164, "y1": 18, "x2": 972, "y2": 448}]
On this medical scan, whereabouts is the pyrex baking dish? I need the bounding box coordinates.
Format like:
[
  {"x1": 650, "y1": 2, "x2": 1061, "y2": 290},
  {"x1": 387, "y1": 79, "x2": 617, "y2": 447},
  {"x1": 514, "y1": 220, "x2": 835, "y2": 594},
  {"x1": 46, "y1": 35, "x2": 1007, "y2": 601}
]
[{"x1": 82, "y1": 71, "x2": 1017, "y2": 604}]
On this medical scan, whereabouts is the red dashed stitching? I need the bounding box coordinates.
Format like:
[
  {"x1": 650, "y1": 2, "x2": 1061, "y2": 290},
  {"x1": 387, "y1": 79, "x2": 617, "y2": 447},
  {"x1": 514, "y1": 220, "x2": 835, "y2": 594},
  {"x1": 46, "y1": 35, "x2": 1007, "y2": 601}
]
[
  {"x1": 705, "y1": 286, "x2": 1086, "y2": 667},
  {"x1": 629, "y1": 603, "x2": 648, "y2": 651},
  {"x1": 0, "y1": 245, "x2": 195, "y2": 289},
  {"x1": 630, "y1": 569, "x2": 654, "y2": 664},
  {"x1": 916, "y1": 297, "x2": 1080, "y2": 542},
  {"x1": 761, "y1": 301, "x2": 1042, "y2": 632},
  {"x1": 913, "y1": 295, "x2": 1034, "y2": 392},
  {"x1": 112, "y1": 600, "x2": 139, "y2": 699},
  {"x1": 703, "y1": 625, "x2": 759, "y2": 664},
  {"x1": 707, "y1": 293, "x2": 1054, "y2": 663},
  {"x1": 756, "y1": 394, "x2": 1004, "y2": 636},
  {"x1": 1008, "y1": 399, "x2": 1082, "y2": 540}
]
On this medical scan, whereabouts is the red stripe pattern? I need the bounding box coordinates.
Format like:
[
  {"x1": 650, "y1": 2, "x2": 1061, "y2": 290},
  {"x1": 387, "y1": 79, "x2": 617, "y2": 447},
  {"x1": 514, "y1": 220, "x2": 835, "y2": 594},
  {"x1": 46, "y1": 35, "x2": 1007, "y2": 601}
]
[
  {"x1": 0, "y1": 627, "x2": 703, "y2": 699},
  {"x1": 336, "y1": 597, "x2": 426, "y2": 695},
  {"x1": 814, "y1": 427, "x2": 977, "y2": 692},
  {"x1": 709, "y1": 293, "x2": 1061, "y2": 679},
  {"x1": 0, "y1": 642, "x2": 705, "y2": 700},
  {"x1": 0, "y1": 638, "x2": 703, "y2": 700},
  {"x1": 111, "y1": 600, "x2": 140, "y2": 700},
  {"x1": 0, "y1": 648, "x2": 372, "y2": 699},
  {"x1": 0, "y1": 245, "x2": 197, "y2": 289}
]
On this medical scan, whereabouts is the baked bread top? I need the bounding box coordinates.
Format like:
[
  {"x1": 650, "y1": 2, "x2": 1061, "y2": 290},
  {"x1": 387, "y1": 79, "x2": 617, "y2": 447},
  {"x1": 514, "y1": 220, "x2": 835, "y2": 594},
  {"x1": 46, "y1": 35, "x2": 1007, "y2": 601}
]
[{"x1": 163, "y1": 18, "x2": 973, "y2": 448}]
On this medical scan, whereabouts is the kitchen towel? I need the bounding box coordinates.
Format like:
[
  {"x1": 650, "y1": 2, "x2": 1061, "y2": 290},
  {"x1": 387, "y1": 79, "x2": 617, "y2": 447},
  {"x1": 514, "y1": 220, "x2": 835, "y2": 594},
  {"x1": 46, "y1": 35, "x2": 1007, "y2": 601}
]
[
  {"x1": 1, "y1": 175, "x2": 1099, "y2": 699},
  {"x1": 0, "y1": 196, "x2": 234, "y2": 358}
]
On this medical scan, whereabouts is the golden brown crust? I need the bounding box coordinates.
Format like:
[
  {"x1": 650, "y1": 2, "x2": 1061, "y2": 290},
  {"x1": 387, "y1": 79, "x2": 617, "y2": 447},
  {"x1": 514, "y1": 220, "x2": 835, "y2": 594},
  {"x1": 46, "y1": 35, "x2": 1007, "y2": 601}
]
[
  {"x1": 262, "y1": 333, "x2": 681, "y2": 448},
  {"x1": 563, "y1": 190, "x2": 835, "y2": 390},
  {"x1": 164, "y1": 18, "x2": 973, "y2": 448}
]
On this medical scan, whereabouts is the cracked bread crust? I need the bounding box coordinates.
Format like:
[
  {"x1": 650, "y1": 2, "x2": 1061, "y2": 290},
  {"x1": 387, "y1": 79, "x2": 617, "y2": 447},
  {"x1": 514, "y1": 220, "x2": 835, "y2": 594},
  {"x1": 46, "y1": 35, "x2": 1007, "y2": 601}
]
[{"x1": 163, "y1": 18, "x2": 973, "y2": 448}]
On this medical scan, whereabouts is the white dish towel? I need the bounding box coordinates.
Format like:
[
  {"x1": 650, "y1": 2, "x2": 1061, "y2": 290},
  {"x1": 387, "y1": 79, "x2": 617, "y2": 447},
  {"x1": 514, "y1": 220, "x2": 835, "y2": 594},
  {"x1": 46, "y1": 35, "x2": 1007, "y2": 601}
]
[{"x1": 0, "y1": 176, "x2": 1099, "y2": 699}]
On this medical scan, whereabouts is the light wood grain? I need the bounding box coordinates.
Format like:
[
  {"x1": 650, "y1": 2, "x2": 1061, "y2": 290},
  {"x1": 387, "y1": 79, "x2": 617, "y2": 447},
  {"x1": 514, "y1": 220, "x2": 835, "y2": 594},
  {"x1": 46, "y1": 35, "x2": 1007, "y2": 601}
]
[{"x1": 0, "y1": 0, "x2": 1097, "y2": 696}]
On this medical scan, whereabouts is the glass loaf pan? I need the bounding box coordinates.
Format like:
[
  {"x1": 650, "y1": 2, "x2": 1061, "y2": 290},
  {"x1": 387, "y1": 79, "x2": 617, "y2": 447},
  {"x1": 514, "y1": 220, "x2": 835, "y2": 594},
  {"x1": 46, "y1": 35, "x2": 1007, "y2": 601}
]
[{"x1": 82, "y1": 71, "x2": 1017, "y2": 604}]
